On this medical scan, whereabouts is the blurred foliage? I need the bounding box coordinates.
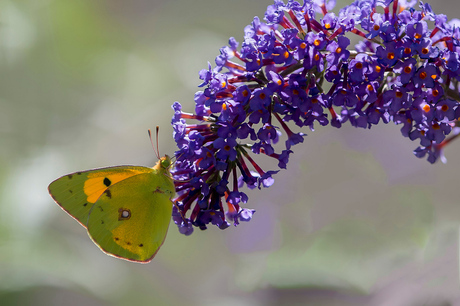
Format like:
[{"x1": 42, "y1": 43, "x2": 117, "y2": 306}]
[{"x1": 1, "y1": 0, "x2": 460, "y2": 305}]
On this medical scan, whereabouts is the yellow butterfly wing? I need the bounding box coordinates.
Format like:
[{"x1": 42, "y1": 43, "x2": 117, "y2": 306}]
[
  {"x1": 87, "y1": 172, "x2": 174, "y2": 262},
  {"x1": 48, "y1": 157, "x2": 175, "y2": 263},
  {"x1": 48, "y1": 166, "x2": 154, "y2": 228}
]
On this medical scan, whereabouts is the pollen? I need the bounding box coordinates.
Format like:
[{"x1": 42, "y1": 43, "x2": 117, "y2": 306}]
[
  {"x1": 284, "y1": 51, "x2": 289, "y2": 58},
  {"x1": 336, "y1": 47, "x2": 342, "y2": 54},
  {"x1": 373, "y1": 24, "x2": 380, "y2": 31},
  {"x1": 404, "y1": 66, "x2": 412, "y2": 74},
  {"x1": 432, "y1": 123, "x2": 440, "y2": 130},
  {"x1": 421, "y1": 48, "x2": 429, "y2": 55},
  {"x1": 312, "y1": 98, "x2": 318, "y2": 104},
  {"x1": 367, "y1": 84, "x2": 374, "y2": 92},
  {"x1": 314, "y1": 39, "x2": 321, "y2": 47},
  {"x1": 415, "y1": 33, "x2": 422, "y2": 39},
  {"x1": 224, "y1": 145, "x2": 231, "y2": 151},
  {"x1": 375, "y1": 65, "x2": 381, "y2": 73},
  {"x1": 396, "y1": 91, "x2": 403, "y2": 98},
  {"x1": 404, "y1": 47, "x2": 412, "y2": 54},
  {"x1": 259, "y1": 92, "x2": 266, "y2": 99},
  {"x1": 206, "y1": 151, "x2": 213, "y2": 158},
  {"x1": 419, "y1": 71, "x2": 427, "y2": 79},
  {"x1": 277, "y1": 79, "x2": 282, "y2": 85},
  {"x1": 355, "y1": 62, "x2": 363, "y2": 69},
  {"x1": 441, "y1": 104, "x2": 449, "y2": 111},
  {"x1": 432, "y1": 89, "x2": 439, "y2": 97},
  {"x1": 292, "y1": 89, "x2": 299, "y2": 95},
  {"x1": 387, "y1": 52, "x2": 395, "y2": 60},
  {"x1": 325, "y1": 23, "x2": 331, "y2": 29},
  {"x1": 221, "y1": 81, "x2": 227, "y2": 88},
  {"x1": 242, "y1": 89, "x2": 249, "y2": 97},
  {"x1": 300, "y1": 42, "x2": 307, "y2": 49},
  {"x1": 222, "y1": 103, "x2": 227, "y2": 111},
  {"x1": 422, "y1": 104, "x2": 431, "y2": 112},
  {"x1": 314, "y1": 54, "x2": 320, "y2": 61}
]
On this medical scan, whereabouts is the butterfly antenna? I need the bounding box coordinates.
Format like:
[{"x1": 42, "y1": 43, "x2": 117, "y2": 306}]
[
  {"x1": 148, "y1": 129, "x2": 160, "y2": 160},
  {"x1": 155, "y1": 126, "x2": 161, "y2": 158}
]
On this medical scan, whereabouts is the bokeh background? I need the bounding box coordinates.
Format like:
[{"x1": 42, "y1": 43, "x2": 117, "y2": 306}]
[{"x1": 1, "y1": 0, "x2": 460, "y2": 305}]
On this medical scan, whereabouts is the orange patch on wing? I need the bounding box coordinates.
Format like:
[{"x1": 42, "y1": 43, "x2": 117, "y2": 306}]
[{"x1": 84, "y1": 170, "x2": 142, "y2": 203}]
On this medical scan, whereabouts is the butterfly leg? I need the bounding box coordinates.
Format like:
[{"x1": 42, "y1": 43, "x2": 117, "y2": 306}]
[{"x1": 170, "y1": 199, "x2": 188, "y2": 223}]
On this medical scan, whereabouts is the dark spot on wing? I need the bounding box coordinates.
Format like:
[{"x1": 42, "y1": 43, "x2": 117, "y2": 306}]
[
  {"x1": 104, "y1": 189, "x2": 112, "y2": 199},
  {"x1": 139, "y1": 244, "x2": 143, "y2": 247},
  {"x1": 118, "y1": 208, "x2": 131, "y2": 221},
  {"x1": 153, "y1": 187, "x2": 164, "y2": 194},
  {"x1": 103, "y1": 177, "x2": 111, "y2": 187},
  {"x1": 101, "y1": 220, "x2": 104, "y2": 224},
  {"x1": 126, "y1": 241, "x2": 131, "y2": 246},
  {"x1": 67, "y1": 174, "x2": 73, "y2": 179},
  {"x1": 69, "y1": 190, "x2": 73, "y2": 193},
  {"x1": 114, "y1": 237, "x2": 120, "y2": 241},
  {"x1": 83, "y1": 203, "x2": 88, "y2": 207},
  {"x1": 99, "y1": 206, "x2": 104, "y2": 212}
]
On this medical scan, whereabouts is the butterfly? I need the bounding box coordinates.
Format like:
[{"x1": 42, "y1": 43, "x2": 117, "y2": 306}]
[{"x1": 48, "y1": 131, "x2": 176, "y2": 263}]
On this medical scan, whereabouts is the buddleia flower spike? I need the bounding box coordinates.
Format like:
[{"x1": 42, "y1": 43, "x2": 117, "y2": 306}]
[{"x1": 169, "y1": 0, "x2": 460, "y2": 235}]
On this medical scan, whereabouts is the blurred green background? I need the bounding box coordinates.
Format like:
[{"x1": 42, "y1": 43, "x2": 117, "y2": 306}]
[{"x1": 1, "y1": 0, "x2": 460, "y2": 305}]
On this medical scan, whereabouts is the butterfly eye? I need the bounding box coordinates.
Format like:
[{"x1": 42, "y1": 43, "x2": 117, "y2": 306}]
[{"x1": 161, "y1": 156, "x2": 171, "y2": 169}]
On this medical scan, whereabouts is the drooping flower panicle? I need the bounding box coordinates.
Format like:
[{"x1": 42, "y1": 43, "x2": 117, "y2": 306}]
[{"x1": 171, "y1": 0, "x2": 460, "y2": 235}]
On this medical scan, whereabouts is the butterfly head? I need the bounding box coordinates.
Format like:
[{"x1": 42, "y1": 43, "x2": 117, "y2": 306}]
[{"x1": 159, "y1": 155, "x2": 172, "y2": 170}]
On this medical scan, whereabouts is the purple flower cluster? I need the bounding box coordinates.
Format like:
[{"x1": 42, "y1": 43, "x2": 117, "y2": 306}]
[{"x1": 170, "y1": 0, "x2": 460, "y2": 234}]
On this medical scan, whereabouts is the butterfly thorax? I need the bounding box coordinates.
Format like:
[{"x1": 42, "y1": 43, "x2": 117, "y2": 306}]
[{"x1": 152, "y1": 155, "x2": 175, "y2": 198}]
